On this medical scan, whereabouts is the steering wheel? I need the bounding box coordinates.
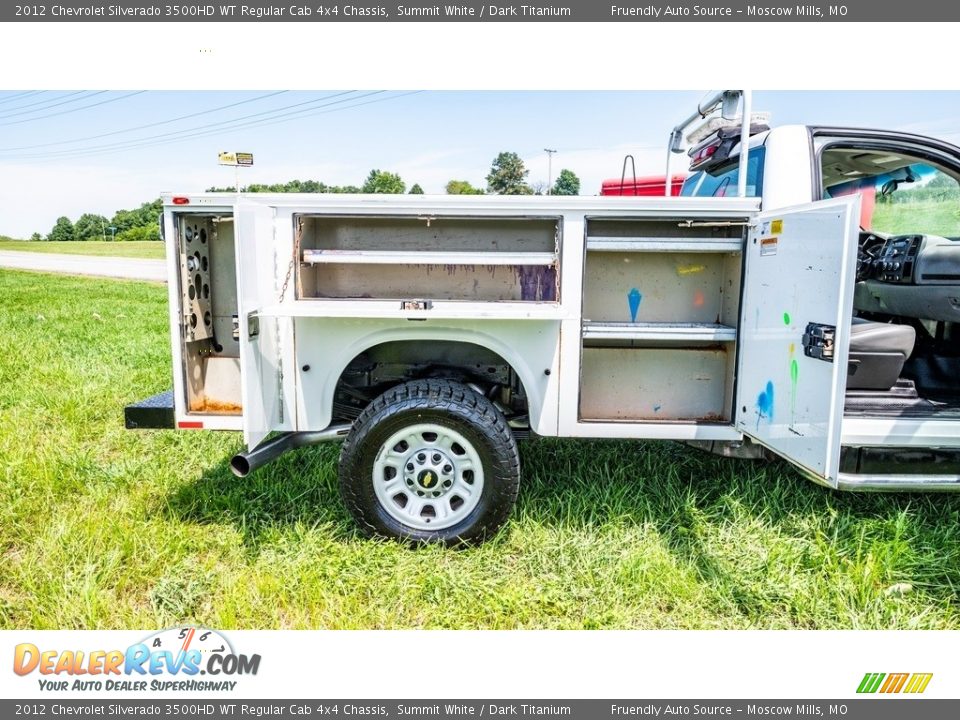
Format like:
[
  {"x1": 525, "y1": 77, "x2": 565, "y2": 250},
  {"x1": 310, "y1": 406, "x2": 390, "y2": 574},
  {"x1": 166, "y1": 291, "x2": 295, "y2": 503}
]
[{"x1": 857, "y1": 231, "x2": 887, "y2": 281}]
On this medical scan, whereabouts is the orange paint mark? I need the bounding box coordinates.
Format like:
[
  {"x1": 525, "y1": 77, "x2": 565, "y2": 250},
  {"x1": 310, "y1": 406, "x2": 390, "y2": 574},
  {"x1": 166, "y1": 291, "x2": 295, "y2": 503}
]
[{"x1": 693, "y1": 289, "x2": 705, "y2": 307}]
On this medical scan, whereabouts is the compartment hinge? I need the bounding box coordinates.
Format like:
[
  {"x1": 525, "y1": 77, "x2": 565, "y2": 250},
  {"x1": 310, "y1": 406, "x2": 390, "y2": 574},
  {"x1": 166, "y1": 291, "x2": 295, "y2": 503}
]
[{"x1": 802, "y1": 322, "x2": 836, "y2": 362}]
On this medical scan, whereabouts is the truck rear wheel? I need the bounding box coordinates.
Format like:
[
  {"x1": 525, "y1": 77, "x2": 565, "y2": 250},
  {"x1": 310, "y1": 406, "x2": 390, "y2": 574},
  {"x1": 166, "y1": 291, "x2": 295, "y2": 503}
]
[{"x1": 338, "y1": 379, "x2": 520, "y2": 545}]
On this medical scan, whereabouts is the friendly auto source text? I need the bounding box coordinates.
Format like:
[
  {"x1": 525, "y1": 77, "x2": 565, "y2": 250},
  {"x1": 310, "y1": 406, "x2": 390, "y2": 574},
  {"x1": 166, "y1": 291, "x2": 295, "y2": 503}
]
[{"x1": 610, "y1": 5, "x2": 834, "y2": 17}]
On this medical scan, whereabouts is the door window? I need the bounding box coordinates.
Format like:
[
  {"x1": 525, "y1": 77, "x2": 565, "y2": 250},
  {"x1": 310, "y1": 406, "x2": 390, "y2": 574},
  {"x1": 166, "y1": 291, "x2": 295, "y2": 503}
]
[{"x1": 821, "y1": 148, "x2": 960, "y2": 237}]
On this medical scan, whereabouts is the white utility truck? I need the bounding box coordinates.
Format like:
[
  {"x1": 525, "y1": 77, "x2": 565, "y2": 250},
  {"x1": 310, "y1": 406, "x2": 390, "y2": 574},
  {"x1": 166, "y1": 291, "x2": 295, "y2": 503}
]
[{"x1": 127, "y1": 91, "x2": 960, "y2": 544}]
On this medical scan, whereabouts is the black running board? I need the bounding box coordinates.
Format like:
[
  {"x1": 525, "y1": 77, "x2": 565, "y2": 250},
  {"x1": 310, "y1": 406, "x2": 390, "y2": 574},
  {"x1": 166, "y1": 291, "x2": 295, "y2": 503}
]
[{"x1": 125, "y1": 390, "x2": 175, "y2": 429}]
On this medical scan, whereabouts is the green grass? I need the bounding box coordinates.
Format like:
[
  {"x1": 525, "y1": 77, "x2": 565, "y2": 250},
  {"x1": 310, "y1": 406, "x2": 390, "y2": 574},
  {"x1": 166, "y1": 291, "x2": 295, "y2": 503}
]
[
  {"x1": 872, "y1": 198, "x2": 960, "y2": 237},
  {"x1": 1, "y1": 268, "x2": 959, "y2": 629},
  {"x1": 0, "y1": 240, "x2": 165, "y2": 259}
]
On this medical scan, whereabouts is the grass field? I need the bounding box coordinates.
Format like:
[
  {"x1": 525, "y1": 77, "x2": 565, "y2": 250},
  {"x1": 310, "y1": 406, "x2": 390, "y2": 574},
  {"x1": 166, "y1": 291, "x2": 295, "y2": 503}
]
[
  {"x1": 1, "y1": 268, "x2": 959, "y2": 630},
  {"x1": 0, "y1": 240, "x2": 165, "y2": 259},
  {"x1": 872, "y1": 198, "x2": 960, "y2": 237}
]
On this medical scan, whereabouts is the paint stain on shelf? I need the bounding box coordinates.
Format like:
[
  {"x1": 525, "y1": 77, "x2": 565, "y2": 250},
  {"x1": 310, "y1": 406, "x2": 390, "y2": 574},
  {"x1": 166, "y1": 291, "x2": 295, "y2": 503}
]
[
  {"x1": 783, "y1": 312, "x2": 791, "y2": 325},
  {"x1": 627, "y1": 288, "x2": 643, "y2": 322},
  {"x1": 677, "y1": 264, "x2": 707, "y2": 276}
]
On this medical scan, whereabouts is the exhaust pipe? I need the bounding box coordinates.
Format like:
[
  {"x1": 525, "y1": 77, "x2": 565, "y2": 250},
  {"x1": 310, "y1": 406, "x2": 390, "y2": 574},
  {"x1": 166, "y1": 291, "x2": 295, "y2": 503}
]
[{"x1": 230, "y1": 424, "x2": 352, "y2": 478}]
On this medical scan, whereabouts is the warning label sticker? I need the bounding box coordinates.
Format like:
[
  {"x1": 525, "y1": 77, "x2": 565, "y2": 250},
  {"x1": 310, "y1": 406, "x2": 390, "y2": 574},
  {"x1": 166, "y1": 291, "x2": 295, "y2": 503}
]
[{"x1": 760, "y1": 237, "x2": 778, "y2": 256}]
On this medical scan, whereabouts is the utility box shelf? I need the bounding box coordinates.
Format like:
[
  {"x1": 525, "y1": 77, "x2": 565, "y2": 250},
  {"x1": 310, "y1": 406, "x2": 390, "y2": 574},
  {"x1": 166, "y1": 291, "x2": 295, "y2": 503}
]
[
  {"x1": 581, "y1": 322, "x2": 737, "y2": 344},
  {"x1": 295, "y1": 214, "x2": 561, "y2": 303},
  {"x1": 302, "y1": 249, "x2": 558, "y2": 266},
  {"x1": 586, "y1": 237, "x2": 743, "y2": 253},
  {"x1": 578, "y1": 215, "x2": 747, "y2": 424},
  {"x1": 580, "y1": 346, "x2": 736, "y2": 423}
]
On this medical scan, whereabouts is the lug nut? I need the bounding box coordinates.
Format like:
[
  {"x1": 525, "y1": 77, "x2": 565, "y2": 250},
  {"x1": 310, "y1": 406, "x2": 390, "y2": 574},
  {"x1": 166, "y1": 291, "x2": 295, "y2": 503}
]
[
  {"x1": 432, "y1": 453, "x2": 441, "y2": 463},
  {"x1": 443, "y1": 464, "x2": 452, "y2": 474},
  {"x1": 417, "y1": 453, "x2": 426, "y2": 463},
  {"x1": 406, "y1": 463, "x2": 414, "y2": 471}
]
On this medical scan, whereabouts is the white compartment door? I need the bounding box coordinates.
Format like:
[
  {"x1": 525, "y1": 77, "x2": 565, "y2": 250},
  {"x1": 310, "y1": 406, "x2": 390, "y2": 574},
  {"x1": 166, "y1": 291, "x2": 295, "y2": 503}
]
[
  {"x1": 236, "y1": 203, "x2": 281, "y2": 449},
  {"x1": 736, "y1": 196, "x2": 860, "y2": 487}
]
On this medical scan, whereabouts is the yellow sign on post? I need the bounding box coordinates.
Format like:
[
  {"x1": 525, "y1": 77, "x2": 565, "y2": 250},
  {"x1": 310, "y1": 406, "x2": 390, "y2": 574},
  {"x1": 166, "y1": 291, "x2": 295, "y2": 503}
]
[
  {"x1": 218, "y1": 151, "x2": 254, "y2": 166},
  {"x1": 219, "y1": 151, "x2": 254, "y2": 194}
]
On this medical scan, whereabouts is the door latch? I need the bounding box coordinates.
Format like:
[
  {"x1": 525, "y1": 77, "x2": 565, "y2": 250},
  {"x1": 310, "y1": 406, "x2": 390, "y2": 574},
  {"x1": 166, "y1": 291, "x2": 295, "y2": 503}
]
[
  {"x1": 247, "y1": 312, "x2": 260, "y2": 339},
  {"x1": 802, "y1": 322, "x2": 835, "y2": 362},
  {"x1": 400, "y1": 299, "x2": 433, "y2": 311}
]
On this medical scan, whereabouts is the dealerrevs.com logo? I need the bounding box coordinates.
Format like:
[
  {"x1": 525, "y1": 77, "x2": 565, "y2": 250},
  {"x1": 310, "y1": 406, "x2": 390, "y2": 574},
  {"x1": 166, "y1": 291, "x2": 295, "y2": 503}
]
[{"x1": 13, "y1": 627, "x2": 260, "y2": 692}]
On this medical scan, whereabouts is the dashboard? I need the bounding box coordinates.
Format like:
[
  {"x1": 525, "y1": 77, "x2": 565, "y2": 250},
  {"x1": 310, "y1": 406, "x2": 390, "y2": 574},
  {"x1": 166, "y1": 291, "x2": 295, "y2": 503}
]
[{"x1": 855, "y1": 233, "x2": 960, "y2": 322}]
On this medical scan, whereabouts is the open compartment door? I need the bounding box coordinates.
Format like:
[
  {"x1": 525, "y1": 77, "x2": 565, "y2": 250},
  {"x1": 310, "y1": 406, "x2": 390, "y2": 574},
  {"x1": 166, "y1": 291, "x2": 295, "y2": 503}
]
[
  {"x1": 736, "y1": 197, "x2": 860, "y2": 487},
  {"x1": 236, "y1": 203, "x2": 281, "y2": 449}
]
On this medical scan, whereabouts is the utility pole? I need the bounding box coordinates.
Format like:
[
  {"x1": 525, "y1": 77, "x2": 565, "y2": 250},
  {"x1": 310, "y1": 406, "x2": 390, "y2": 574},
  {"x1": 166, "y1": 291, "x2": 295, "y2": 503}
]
[{"x1": 544, "y1": 148, "x2": 557, "y2": 195}]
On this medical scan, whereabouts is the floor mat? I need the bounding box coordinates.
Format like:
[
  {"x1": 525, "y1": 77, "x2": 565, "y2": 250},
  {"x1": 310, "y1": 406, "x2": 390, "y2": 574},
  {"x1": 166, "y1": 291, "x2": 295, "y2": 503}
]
[{"x1": 844, "y1": 379, "x2": 960, "y2": 418}]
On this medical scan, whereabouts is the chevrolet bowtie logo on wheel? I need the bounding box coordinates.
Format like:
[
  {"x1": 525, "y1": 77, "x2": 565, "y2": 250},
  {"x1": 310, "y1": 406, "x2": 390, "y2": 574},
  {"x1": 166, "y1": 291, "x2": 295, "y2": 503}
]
[{"x1": 857, "y1": 672, "x2": 933, "y2": 694}]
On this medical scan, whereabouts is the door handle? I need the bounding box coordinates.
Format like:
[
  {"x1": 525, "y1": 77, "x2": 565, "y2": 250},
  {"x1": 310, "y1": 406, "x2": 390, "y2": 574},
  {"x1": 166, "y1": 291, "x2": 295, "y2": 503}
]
[{"x1": 802, "y1": 322, "x2": 836, "y2": 362}]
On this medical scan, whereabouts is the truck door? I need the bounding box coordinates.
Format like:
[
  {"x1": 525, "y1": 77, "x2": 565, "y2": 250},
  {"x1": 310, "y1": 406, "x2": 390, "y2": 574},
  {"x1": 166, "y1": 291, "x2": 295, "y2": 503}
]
[
  {"x1": 236, "y1": 203, "x2": 282, "y2": 449},
  {"x1": 736, "y1": 196, "x2": 860, "y2": 487}
]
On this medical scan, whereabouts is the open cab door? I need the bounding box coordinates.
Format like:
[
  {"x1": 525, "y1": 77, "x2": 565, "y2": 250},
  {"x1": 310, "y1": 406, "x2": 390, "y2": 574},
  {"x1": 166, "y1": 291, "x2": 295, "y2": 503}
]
[
  {"x1": 736, "y1": 197, "x2": 860, "y2": 487},
  {"x1": 236, "y1": 202, "x2": 283, "y2": 449}
]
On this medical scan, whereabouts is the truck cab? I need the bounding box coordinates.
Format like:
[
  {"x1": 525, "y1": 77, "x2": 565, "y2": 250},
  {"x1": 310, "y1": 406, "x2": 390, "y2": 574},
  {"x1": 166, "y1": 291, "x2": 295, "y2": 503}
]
[{"x1": 680, "y1": 114, "x2": 960, "y2": 488}]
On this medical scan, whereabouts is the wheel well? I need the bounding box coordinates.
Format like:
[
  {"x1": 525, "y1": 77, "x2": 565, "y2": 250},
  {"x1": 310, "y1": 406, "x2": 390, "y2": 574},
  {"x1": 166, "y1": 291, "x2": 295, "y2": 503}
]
[{"x1": 332, "y1": 340, "x2": 530, "y2": 428}]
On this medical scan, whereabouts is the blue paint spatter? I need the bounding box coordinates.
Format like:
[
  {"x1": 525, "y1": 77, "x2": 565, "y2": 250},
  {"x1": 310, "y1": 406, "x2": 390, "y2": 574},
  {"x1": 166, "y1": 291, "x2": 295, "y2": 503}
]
[
  {"x1": 653, "y1": 404, "x2": 662, "y2": 413},
  {"x1": 627, "y1": 288, "x2": 643, "y2": 322},
  {"x1": 756, "y1": 381, "x2": 775, "y2": 430}
]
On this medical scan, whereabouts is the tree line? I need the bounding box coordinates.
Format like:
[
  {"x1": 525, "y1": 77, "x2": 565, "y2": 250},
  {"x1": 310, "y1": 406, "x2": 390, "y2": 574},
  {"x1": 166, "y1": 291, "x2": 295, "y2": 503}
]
[
  {"x1": 33, "y1": 153, "x2": 580, "y2": 241},
  {"x1": 38, "y1": 198, "x2": 163, "y2": 243}
]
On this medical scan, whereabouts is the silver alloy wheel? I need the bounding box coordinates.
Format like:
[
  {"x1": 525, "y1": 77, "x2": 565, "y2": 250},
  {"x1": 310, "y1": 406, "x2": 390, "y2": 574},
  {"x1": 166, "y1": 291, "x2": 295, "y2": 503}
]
[{"x1": 372, "y1": 422, "x2": 485, "y2": 531}]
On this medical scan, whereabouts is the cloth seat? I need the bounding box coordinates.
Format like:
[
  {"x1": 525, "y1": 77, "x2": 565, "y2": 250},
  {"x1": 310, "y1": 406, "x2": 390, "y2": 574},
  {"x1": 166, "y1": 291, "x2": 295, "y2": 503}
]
[{"x1": 847, "y1": 318, "x2": 916, "y2": 390}]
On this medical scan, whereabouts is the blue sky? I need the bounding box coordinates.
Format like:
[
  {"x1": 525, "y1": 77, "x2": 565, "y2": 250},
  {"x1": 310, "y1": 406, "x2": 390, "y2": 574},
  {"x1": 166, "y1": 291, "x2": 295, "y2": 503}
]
[{"x1": 2, "y1": 90, "x2": 960, "y2": 238}]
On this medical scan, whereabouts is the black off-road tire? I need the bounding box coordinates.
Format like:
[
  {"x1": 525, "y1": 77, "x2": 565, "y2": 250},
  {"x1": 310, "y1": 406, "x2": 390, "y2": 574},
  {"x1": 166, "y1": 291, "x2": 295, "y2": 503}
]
[{"x1": 338, "y1": 379, "x2": 520, "y2": 545}]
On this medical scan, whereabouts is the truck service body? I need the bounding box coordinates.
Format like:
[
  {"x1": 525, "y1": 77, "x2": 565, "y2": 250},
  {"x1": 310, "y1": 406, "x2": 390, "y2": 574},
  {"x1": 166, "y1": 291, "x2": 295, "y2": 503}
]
[{"x1": 127, "y1": 92, "x2": 960, "y2": 543}]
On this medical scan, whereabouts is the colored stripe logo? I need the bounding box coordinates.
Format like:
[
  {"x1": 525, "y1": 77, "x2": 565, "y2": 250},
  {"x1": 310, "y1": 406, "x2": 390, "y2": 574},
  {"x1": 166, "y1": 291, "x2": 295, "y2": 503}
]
[{"x1": 857, "y1": 672, "x2": 933, "y2": 694}]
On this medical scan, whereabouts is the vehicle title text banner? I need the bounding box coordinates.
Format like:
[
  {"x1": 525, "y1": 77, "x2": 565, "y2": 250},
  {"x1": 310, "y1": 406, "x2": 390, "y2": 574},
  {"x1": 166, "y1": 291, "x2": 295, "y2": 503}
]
[{"x1": 3, "y1": 0, "x2": 957, "y2": 22}]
